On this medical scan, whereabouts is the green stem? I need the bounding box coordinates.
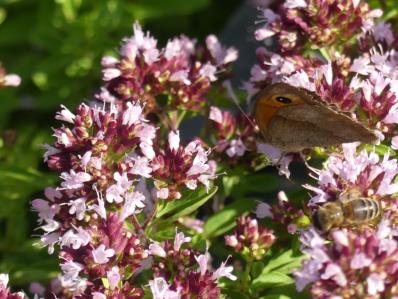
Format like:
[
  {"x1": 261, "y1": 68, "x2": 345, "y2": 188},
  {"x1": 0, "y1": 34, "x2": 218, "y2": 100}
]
[
  {"x1": 242, "y1": 256, "x2": 254, "y2": 292},
  {"x1": 175, "y1": 110, "x2": 187, "y2": 129}
]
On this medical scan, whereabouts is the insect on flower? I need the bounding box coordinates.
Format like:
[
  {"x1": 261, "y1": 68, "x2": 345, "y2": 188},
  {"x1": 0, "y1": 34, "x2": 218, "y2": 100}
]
[
  {"x1": 312, "y1": 190, "x2": 382, "y2": 232},
  {"x1": 253, "y1": 82, "x2": 377, "y2": 152}
]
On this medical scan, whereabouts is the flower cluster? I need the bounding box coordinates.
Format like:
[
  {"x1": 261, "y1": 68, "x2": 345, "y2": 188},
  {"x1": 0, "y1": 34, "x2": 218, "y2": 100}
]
[
  {"x1": 255, "y1": 1, "x2": 381, "y2": 53},
  {"x1": 33, "y1": 27, "x2": 225, "y2": 295},
  {"x1": 33, "y1": 102, "x2": 155, "y2": 297},
  {"x1": 244, "y1": 49, "x2": 322, "y2": 98},
  {"x1": 151, "y1": 130, "x2": 215, "y2": 200},
  {"x1": 305, "y1": 142, "x2": 398, "y2": 225},
  {"x1": 359, "y1": 21, "x2": 398, "y2": 52},
  {"x1": 207, "y1": 106, "x2": 258, "y2": 163},
  {"x1": 225, "y1": 215, "x2": 276, "y2": 260},
  {"x1": 294, "y1": 221, "x2": 398, "y2": 298},
  {"x1": 0, "y1": 64, "x2": 21, "y2": 88},
  {"x1": 148, "y1": 231, "x2": 236, "y2": 298},
  {"x1": 99, "y1": 22, "x2": 237, "y2": 112}
]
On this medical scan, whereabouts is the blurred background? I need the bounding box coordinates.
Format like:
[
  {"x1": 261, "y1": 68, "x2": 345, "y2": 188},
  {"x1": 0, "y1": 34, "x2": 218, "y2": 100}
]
[{"x1": 0, "y1": 0, "x2": 264, "y2": 287}]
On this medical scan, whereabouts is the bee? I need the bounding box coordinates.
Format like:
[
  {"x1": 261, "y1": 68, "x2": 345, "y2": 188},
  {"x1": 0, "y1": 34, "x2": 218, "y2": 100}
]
[{"x1": 312, "y1": 193, "x2": 382, "y2": 232}]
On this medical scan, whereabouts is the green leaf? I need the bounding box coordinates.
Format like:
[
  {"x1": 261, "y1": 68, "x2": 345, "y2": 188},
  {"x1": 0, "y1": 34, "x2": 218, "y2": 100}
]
[
  {"x1": 232, "y1": 173, "x2": 279, "y2": 197},
  {"x1": 204, "y1": 198, "x2": 257, "y2": 238},
  {"x1": 156, "y1": 186, "x2": 217, "y2": 222},
  {"x1": 128, "y1": 0, "x2": 210, "y2": 19},
  {"x1": 251, "y1": 271, "x2": 293, "y2": 289},
  {"x1": 261, "y1": 250, "x2": 305, "y2": 275},
  {"x1": 265, "y1": 283, "x2": 309, "y2": 299},
  {"x1": 259, "y1": 295, "x2": 291, "y2": 299},
  {"x1": 222, "y1": 175, "x2": 240, "y2": 197},
  {"x1": 221, "y1": 289, "x2": 251, "y2": 299},
  {"x1": 364, "y1": 144, "x2": 395, "y2": 156},
  {"x1": 252, "y1": 261, "x2": 265, "y2": 278}
]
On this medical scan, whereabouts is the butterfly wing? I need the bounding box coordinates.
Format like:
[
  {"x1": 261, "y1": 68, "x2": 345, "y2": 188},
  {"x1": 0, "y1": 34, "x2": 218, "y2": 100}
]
[{"x1": 265, "y1": 104, "x2": 377, "y2": 151}]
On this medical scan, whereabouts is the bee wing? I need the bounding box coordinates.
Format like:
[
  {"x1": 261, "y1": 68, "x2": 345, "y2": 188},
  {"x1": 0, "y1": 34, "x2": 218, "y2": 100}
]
[{"x1": 276, "y1": 104, "x2": 377, "y2": 144}]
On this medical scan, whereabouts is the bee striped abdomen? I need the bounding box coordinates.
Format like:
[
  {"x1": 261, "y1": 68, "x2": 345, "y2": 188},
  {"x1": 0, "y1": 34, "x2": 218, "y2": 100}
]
[{"x1": 344, "y1": 198, "x2": 380, "y2": 225}]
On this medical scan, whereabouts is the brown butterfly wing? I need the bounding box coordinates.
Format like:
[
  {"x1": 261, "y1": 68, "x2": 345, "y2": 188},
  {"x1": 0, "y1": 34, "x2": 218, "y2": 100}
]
[
  {"x1": 264, "y1": 104, "x2": 377, "y2": 152},
  {"x1": 277, "y1": 104, "x2": 377, "y2": 143}
]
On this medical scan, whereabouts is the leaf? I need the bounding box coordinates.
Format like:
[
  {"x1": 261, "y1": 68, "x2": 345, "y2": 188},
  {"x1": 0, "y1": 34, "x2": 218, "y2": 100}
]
[
  {"x1": 261, "y1": 250, "x2": 305, "y2": 275},
  {"x1": 259, "y1": 295, "x2": 291, "y2": 299},
  {"x1": 156, "y1": 186, "x2": 217, "y2": 222},
  {"x1": 222, "y1": 175, "x2": 240, "y2": 197},
  {"x1": 128, "y1": 0, "x2": 210, "y2": 19},
  {"x1": 232, "y1": 173, "x2": 279, "y2": 197},
  {"x1": 364, "y1": 144, "x2": 395, "y2": 156},
  {"x1": 251, "y1": 272, "x2": 293, "y2": 290},
  {"x1": 221, "y1": 289, "x2": 251, "y2": 299},
  {"x1": 204, "y1": 198, "x2": 257, "y2": 238},
  {"x1": 265, "y1": 283, "x2": 310, "y2": 299}
]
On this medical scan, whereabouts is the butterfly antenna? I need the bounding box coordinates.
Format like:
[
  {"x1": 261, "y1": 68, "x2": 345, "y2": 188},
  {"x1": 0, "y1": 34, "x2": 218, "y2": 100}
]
[{"x1": 223, "y1": 81, "x2": 257, "y2": 130}]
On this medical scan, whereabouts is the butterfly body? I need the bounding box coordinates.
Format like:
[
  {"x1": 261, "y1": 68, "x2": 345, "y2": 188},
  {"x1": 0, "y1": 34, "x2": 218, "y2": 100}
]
[{"x1": 254, "y1": 83, "x2": 377, "y2": 152}]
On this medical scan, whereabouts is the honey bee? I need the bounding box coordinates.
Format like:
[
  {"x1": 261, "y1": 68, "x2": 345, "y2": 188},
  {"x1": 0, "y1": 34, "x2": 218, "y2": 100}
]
[{"x1": 312, "y1": 192, "x2": 381, "y2": 232}]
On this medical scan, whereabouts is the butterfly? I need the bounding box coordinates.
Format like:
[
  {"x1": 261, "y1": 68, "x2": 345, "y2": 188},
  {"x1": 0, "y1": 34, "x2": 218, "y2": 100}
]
[{"x1": 253, "y1": 82, "x2": 377, "y2": 152}]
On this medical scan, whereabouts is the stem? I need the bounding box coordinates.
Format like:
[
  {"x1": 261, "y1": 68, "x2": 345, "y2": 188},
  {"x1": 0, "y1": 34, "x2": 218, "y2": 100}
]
[
  {"x1": 242, "y1": 256, "x2": 254, "y2": 292},
  {"x1": 175, "y1": 110, "x2": 187, "y2": 129}
]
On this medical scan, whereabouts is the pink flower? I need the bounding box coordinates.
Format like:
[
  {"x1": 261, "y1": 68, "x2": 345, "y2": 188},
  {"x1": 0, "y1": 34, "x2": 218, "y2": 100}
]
[
  {"x1": 148, "y1": 277, "x2": 180, "y2": 299},
  {"x1": 199, "y1": 63, "x2": 217, "y2": 82},
  {"x1": 148, "y1": 242, "x2": 167, "y2": 258},
  {"x1": 0, "y1": 274, "x2": 9, "y2": 288},
  {"x1": 92, "y1": 244, "x2": 115, "y2": 264},
  {"x1": 120, "y1": 191, "x2": 146, "y2": 220},
  {"x1": 55, "y1": 105, "x2": 76, "y2": 123},
  {"x1": 195, "y1": 254, "x2": 209, "y2": 276},
  {"x1": 31, "y1": 198, "x2": 59, "y2": 220},
  {"x1": 169, "y1": 70, "x2": 190, "y2": 85},
  {"x1": 60, "y1": 261, "x2": 84, "y2": 282},
  {"x1": 367, "y1": 273, "x2": 385, "y2": 295},
  {"x1": 173, "y1": 231, "x2": 192, "y2": 251},
  {"x1": 60, "y1": 227, "x2": 91, "y2": 250},
  {"x1": 101, "y1": 56, "x2": 118, "y2": 67},
  {"x1": 205, "y1": 35, "x2": 238, "y2": 65},
  {"x1": 122, "y1": 102, "x2": 143, "y2": 126},
  {"x1": 255, "y1": 202, "x2": 272, "y2": 219},
  {"x1": 102, "y1": 68, "x2": 121, "y2": 81},
  {"x1": 59, "y1": 170, "x2": 91, "y2": 189},
  {"x1": 29, "y1": 282, "x2": 45, "y2": 296},
  {"x1": 212, "y1": 260, "x2": 237, "y2": 281},
  {"x1": 107, "y1": 266, "x2": 121, "y2": 290},
  {"x1": 93, "y1": 292, "x2": 106, "y2": 299},
  {"x1": 209, "y1": 106, "x2": 223, "y2": 124},
  {"x1": 3, "y1": 74, "x2": 21, "y2": 86},
  {"x1": 320, "y1": 264, "x2": 347, "y2": 287},
  {"x1": 225, "y1": 235, "x2": 238, "y2": 247},
  {"x1": 226, "y1": 138, "x2": 246, "y2": 157},
  {"x1": 156, "y1": 188, "x2": 169, "y2": 200},
  {"x1": 350, "y1": 252, "x2": 372, "y2": 269},
  {"x1": 68, "y1": 198, "x2": 86, "y2": 220},
  {"x1": 168, "y1": 131, "x2": 180, "y2": 152},
  {"x1": 284, "y1": 0, "x2": 307, "y2": 9}
]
